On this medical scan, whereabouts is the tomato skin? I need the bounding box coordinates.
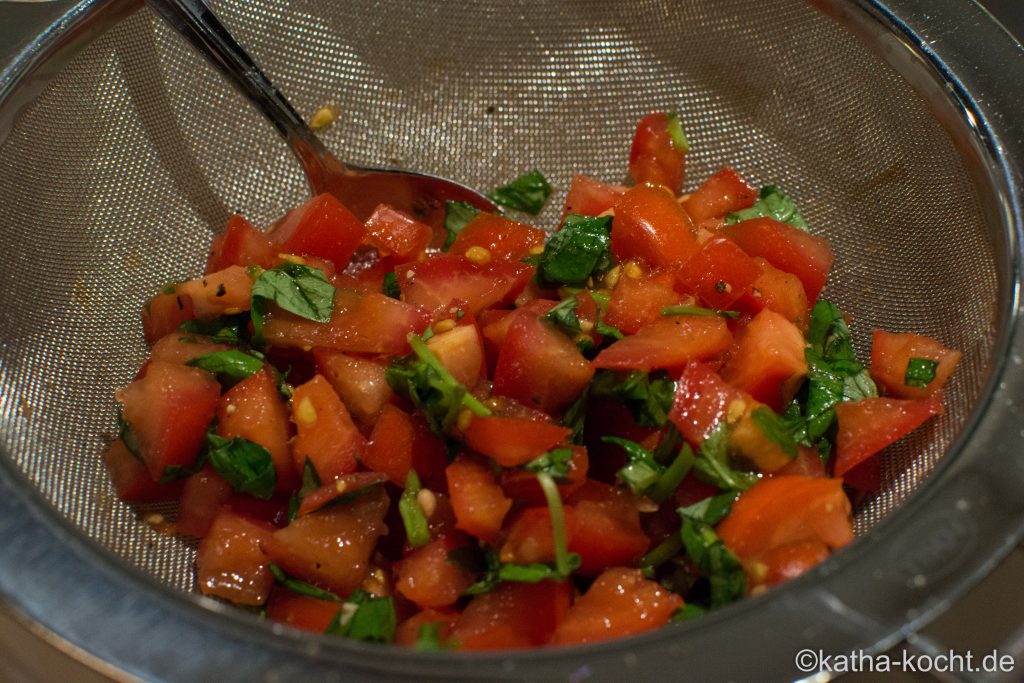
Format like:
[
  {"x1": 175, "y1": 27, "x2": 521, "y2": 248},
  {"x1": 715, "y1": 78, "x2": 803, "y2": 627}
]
[
  {"x1": 142, "y1": 293, "x2": 194, "y2": 346},
  {"x1": 313, "y1": 349, "x2": 393, "y2": 427},
  {"x1": 566, "y1": 481, "x2": 650, "y2": 574},
  {"x1": 756, "y1": 539, "x2": 830, "y2": 588},
  {"x1": 611, "y1": 184, "x2": 700, "y2": 268},
  {"x1": 720, "y1": 308, "x2": 808, "y2": 411},
  {"x1": 426, "y1": 323, "x2": 485, "y2": 389},
  {"x1": 736, "y1": 256, "x2": 809, "y2": 327},
  {"x1": 363, "y1": 203, "x2": 432, "y2": 261},
  {"x1": 462, "y1": 415, "x2": 571, "y2": 468},
  {"x1": 669, "y1": 362, "x2": 746, "y2": 445},
  {"x1": 722, "y1": 217, "x2": 834, "y2": 302},
  {"x1": 363, "y1": 403, "x2": 416, "y2": 485},
  {"x1": 117, "y1": 361, "x2": 221, "y2": 482},
  {"x1": 833, "y1": 397, "x2": 942, "y2": 478},
  {"x1": 262, "y1": 487, "x2": 389, "y2": 597},
  {"x1": 675, "y1": 236, "x2": 759, "y2": 310},
  {"x1": 265, "y1": 588, "x2": 343, "y2": 633},
  {"x1": 681, "y1": 167, "x2": 757, "y2": 221},
  {"x1": 267, "y1": 193, "x2": 364, "y2": 270},
  {"x1": 550, "y1": 568, "x2": 683, "y2": 646},
  {"x1": 870, "y1": 330, "x2": 961, "y2": 400},
  {"x1": 196, "y1": 510, "x2": 275, "y2": 606},
  {"x1": 206, "y1": 214, "x2": 276, "y2": 273},
  {"x1": 628, "y1": 112, "x2": 686, "y2": 194},
  {"x1": 296, "y1": 472, "x2": 388, "y2": 517},
  {"x1": 290, "y1": 375, "x2": 365, "y2": 482},
  {"x1": 397, "y1": 255, "x2": 533, "y2": 318},
  {"x1": 449, "y1": 213, "x2": 546, "y2": 262},
  {"x1": 562, "y1": 174, "x2": 627, "y2": 218},
  {"x1": 593, "y1": 315, "x2": 732, "y2": 373},
  {"x1": 605, "y1": 272, "x2": 682, "y2": 335},
  {"x1": 175, "y1": 266, "x2": 253, "y2": 319},
  {"x1": 175, "y1": 467, "x2": 233, "y2": 537},
  {"x1": 452, "y1": 580, "x2": 572, "y2": 650},
  {"x1": 394, "y1": 538, "x2": 475, "y2": 608},
  {"x1": 102, "y1": 438, "x2": 184, "y2": 503},
  {"x1": 446, "y1": 455, "x2": 512, "y2": 544},
  {"x1": 716, "y1": 476, "x2": 853, "y2": 562}
]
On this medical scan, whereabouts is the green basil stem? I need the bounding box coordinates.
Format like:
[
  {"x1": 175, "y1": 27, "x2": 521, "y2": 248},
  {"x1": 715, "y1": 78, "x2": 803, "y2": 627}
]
[
  {"x1": 536, "y1": 472, "x2": 572, "y2": 577},
  {"x1": 646, "y1": 444, "x2": 696, "y2": 505},
  {"x1": 662, "y1": 305, "x2": 739, "y2": 319},
  {"x1": 399, "y1": 470, "x2": 431, "y2": 548},
  {"x1": 407, "y1": 335, "x2": 492, "y2": 417},
  {"x1": 640, "y1": 534, "x2": 684, "y2": 573}
]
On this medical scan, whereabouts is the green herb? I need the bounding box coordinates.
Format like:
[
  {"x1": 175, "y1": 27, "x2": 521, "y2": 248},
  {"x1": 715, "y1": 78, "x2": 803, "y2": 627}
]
[
  {"x1": 117, "y1": 411, "x2": 142, "y2": 461},
  {"x1": 671, "y1": 603, "x2": 707, "y2": 622},
  {"x1": 750, "y1": 406, "x2": 798, "y2": 459},
  {"x1": 159, "y1": 280, "x2": 181, "y2": 296},
  {"x1": 269, "y1": 563, "x2": 341, "y2": 602},
  {"x1": 562, "y1": 388, "x2": 589, "y2": 445},
  {"x1": 399, "y1": 470, "x2": 430, "y2": 548},
  {"x1": 646, "y1": 442, "x2": 696, "y2": 504},
  {"x1": 524, "y1": 448, "x2": 574, "y2": 479},
  {"x1": 535, "y1": 214, "x2": 613, "y2": 286},
  {"x1": 661, "y1": 305, "x2": 740, "y2": 319},
  {"x1": 250, "y1": 263, "x2": 335, "y2": 343},
  {"x1": 692, "y1": 423, "x2": 758, "y2": 491},
  {"x1": 205, "y1": 433, "x2": 276, "y2": 500},
  {"x1": 499, "y1": 556, "x2": 580, "y2": 583},
  {"x1": 178, "y1": 313, "x2": 249, "y2": 344},
  {"x1": 488, "y1": 170, "x2": 551, "y2": 216},
  {"x1": 905, "y1": 357, "x2": 938, "y2": 389},
  {"x1": 443, "y1": 201, "x2": 480, "y2": 250},
  {"x1": 595, "y1": 318, "x2": 625, "y2": 340},
  {"x1": 325, "y1": 589, "x2": 397, "y2": 643},
  {"x1": 640, "y1": 534, "x2": 684, "y2": 577},
  {"x1": 589, "y1": 370, "x2": 675, "y2": 429},
  {"x1": 544, "y1": 296, "x2": 582, "y2": 336},
  {"x1": 678, "y1": 492, "x2": 745, "y2": 608},
  {"x1": 414, "y1": 622, "x2": 450, "y2": 651},
  {"x1": 460, "y1": 547, "x2": 580, "y2": 596},
  {"x1": 537, "y1": 472, "x2": 577, "y2": 578},
  {"x1": 185, "y1": 349, "x2": 264, "y2": 387},
  {"x1": 382, "y1": 271, "x2": 401, "y2": 299},
  {"x1": 385, "y1": 334, "x2": 491, "y2": 435},
  {"x1": 602, "y1": 436, "x2": 662, "y2": 493},
  {"x1": 725, "y1": 185, "x2": 807, "y2": 230},
  {"x1": 666, "y1": 112, "x2": 690, "y2": 153},
  {"x1": 287, "y1": 459, "x2": 321, "y2": 521}
]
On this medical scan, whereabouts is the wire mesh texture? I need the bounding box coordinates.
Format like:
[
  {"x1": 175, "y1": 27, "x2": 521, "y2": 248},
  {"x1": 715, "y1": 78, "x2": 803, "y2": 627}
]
[{"x1": 0, "y1": 0, "x2": 997, "y2": 595}]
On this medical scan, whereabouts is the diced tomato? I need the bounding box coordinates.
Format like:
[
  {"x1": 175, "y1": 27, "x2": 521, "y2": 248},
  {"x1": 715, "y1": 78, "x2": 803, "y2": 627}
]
[
  {"x1": 116, "y1": 361, "x2": 220, "y2": 482},
  {"x1": 262, "y1": 487, "x2": 389, "y2": 597},
  {"x1": 675, "y1": 236, "x2": 759, "y2": 310},
  {"x1": 462, "y1": 415, "x2": 570, "y2": 468},
  {"x1": 833, "y1": 397, "x2": 942, "y2": 477},
  {"x1": 669, "y1": 362, "x2": 746, "y2": 445},
  {"x1": 175, "y1": 266, "x2": 253, "y2": 320},
  {"x1": 499, "y1": 507, "x2": 556, "y2": 565},
  {"x1": 561, "y1": 174, "x2": 627, "y2": 218},
  {"x1": 148, "y1": 335, "x2": 233, "y2": 367},
  {"x1": 263, "y1": 289, "x2": 429, "y2": 355},
  {"x1": 265, "y1": 588, "x2": 343, "y2": 633},
  {"x1": 296, "y1": 472, "x2": 388, "y2": 516},
  {"x1": 196, "y1": 510, "x2": 275, "y2": 606},
  {"x1": 449, "y1": 213, "x2": 546, "y2": 262},
  {"x1": 395, "y1": 609, "x2": 457, "y2": 648},
  {"x1": 681, "y1": 167, "x2": 757, "y2": 221},
  {"x1": 396, "y1": 255, "x2": 533, "y2": 318},
  {"x1": 363, "y1": 204, "x2": 432, "y2": 261},
  {"x1": 452, "y1": 580, "x2": 572, "y2": 650},
  {"x1": 727, "y1": 405, "x2": 798, "y2": 474},
  {"x1": 736, "y1": 257, "x2": 810, "y2": 327},
  {"x1": 426, "y1": 323, "x2": 485, "y2": 389},
  {"x1": 593, "y1": 316, "x2": 731, "y2": 372},
  {"x1": 102, "y1": 438, "x2": 184, "y2": 503},
  {"x1": 777, "y1": 446, "x2": 827, "y2": 478},
  {"x1": 716, "y1": 476, "x2": 853, "y2": 561},
  {"x1": 604, "y1": 272, "x2": 682, "y2": 335},
  {"x1": 175, "y1": 467, "x2": 233, "y2": 537},
  {"x1": 142, "y1": 293, "x2": 195, "y2": 346},
  {"x1": 267, "y1": 193, "x2": 364, "y2": 270},
  {"x1": 409, "y1": 413, "x2": 451, "y2": 493},
  {"x1": 628, "y1": 112, "x2": 686, "y2": 194},
  {"x1": 566, "y1": 481, "x2": 650, "y2": 574},
  {"x1": 363, "y1": 404, "x2": 416, "y2": 485},
  {"x1": 720, "y1": 309, "x2": 808, "y2": 411},
  {"x1": 841, "y1": 456, "x2": 882, "y2": 491},
  {"x1": 480, "y1": 300, "x2": 552, "y2": 362},
  {"x1": 611, "y1": 184, "x2": 700, "y2": 268},
  {"x1": 493, "y1": 304, "x2": 594, "y2": 413},
  {"x1": 870, "y1": 330, "x2": 962, "y2": 400},
  {"x1": 550, "y1": 568, "x2": 682, "y2": 646},
  {"x1": 313, "y1": 349, "x2": 393, "y2": 427},
  {"x1": 206, "y1": 214, "x2": 276, "y2": 273},
  {"x1": 445, "y1": 455, "x2": 511, "y2": 544},
  {"x1": 756, "y1": 539, "x2": 830, "y2": 587},
  {"x1": 722, "y1": 217, "x2": 834, "y2": 302},
  {"x1": 394, "y1": 538, "x2": 475, "y2": 609},
  {"x1": 501, "y1": 446, "x2": 589, "y2": 504},
  {"x1": 290, "y1": 375, "x2": 365, "y2": 482}
]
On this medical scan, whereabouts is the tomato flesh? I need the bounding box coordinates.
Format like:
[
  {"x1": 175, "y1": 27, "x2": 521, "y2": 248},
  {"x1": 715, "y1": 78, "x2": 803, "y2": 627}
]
[
  {"x1": 628, "y1": 112, "x2": 686, "y2": 194},
  {"x1": 363, "y1": 203, "x2": 432, "y2": 261},
  {"x1": 290, "y1": 375, "x2": 365, "y2": 482},
  {"x1": 196, "y1": 510, "x2": 275, "y2": 606},
  {"x1": 722, "y1": 217, "x2": 834, "y2": 302},
  {"x1": 449, "y1": 212, "x2": 546, "y2": 262},
  {"x1": 562, "y1": 174, "x2": 627, "y2": 218},
  {"x1": 870, "y1": 330, "x2": 962, "y2": 400},
  {"x1": 611, "y1": 184, "x2": 700, "y2": 268},
  {"x1": 681, "y1": 167, "x2": 757, "y2": 221},
  {"x1": 833, "y1": 397, "x2": 941, "y2": 478},
  {"x1": 267, "y1": 193, "x2": 365, "y2": 270},
  {"x1": 593, "y1": 315, "x2": 732, "y2": 372},
  {"x1": 462, "y1": 415, "x2": 570, "y2": 468}
]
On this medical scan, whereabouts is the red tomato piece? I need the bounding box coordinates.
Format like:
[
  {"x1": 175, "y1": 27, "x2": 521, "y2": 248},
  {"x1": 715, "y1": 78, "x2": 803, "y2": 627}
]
[
  {"x1": 501, "y1": 446, "x2": 589, "y2": 504},
  {"x1": 265, "y1": 588, "x2": 343, "y2": 633},
  {"x1": 290, "y1": 375, "x2": 365, "y2": 482},
  {"x1": 363, "y1": 203, "x2": 432, "y2": 261},
  {"x1": 267, "y1": 193, "x2": 364, "y2": 270},
  {"x1": 611, "y1": 184, "x2": 700, "y2": 268},
  {"x1": 841, "y1": 456, "x2": 882, "y2": 491},
  {"x1": 669, "y1": 362, "x2": 747, "y2": 445},
  {"x1": 628, "y1": 112, "x2": 686, "y2": 194},
  {"x1": 116, "y1": 361, "x2": 221, "y2": 481},
  {"x1": 681, "y1": 167, "x2": 757, "y2": 221},
  {"x1": 675, "y1": 236, "x2": 759, "y2": 310},
  {"x1": 604, "y1": 272, "x2": 682, "y2": 335},
  {"x1": 462, "y1": 415, "x2": 571, "y2": 468},
  {"x1": 175, "y1": 266, "x2": 253, "y2": 320},
  {"x1": 561, "y1": 174, "x2": 627, "y2": 218},
  {"x1": 446, "y1": 455, "x2": 511, "y2": 544},
  {"x1": 396, "y1": 255, "x2": 533, "y2": 318},
  {"x1": 313, "y1": 349, "x2": 393, "y2": 427},
  {"x1": 720, "y1": 309, "x2": 808, "y2": 411},
  {"x1": 777, "y1": 446, "x2": 827, "y2": 478},
  {"x1": 736, "y1": 256, "x2": 810, "y2": 327},
  {"x1": 716, "y1": 476, "x2": 853, "y2": 561},
  {"x1": 550, "y1": 568, "x2": 683, "y2": 646},
  {"x1": 363, "y1": 404, "x2": 417, "y2": 485},
  {"x1": 566, "y1": 481, "x2": 650, "y2": 574},
  {"x1": 148, "y1": 334, "x2": 232, "y2": 366},
  {"x1": 426, "y1": 323, "x2": 485, "y2": 389},
  {"x1": 722, "y1": 217, "x2": 834, "y2": 302},
  {"x1": 206, "y1": 214, "x2": 276, "y2": 273},
  {"x1": 833, "y1": 397, "x2": 942, "y2": 477},
  {"x1": 102, "y1": 438, "x2": 184, "y2": 503},
  {"x1": 394, "y1": 538, "x2": 476, "y2": 609},
  {"x1": 593, "y1": 316, "x2": 732, "y2": 372},
  {"x1": 395, "y1": 609, "x2": 457, "y2": 648},
  {"x1": 870, "y1": 330, "x2": 962, "y2": 400},
  {"x1": 449, "y1": 212, "x2": 546, "y2": 262},
  {"x1": 757, "y1": 539, "x2": 831, "y2": 588},
  {"x1": 452, "y1": 580, "x2": 572, "y2": 650},
  {"x1": 175, "y1": 467, "x2": 233, "y2": 537},
  {"x1": 142, "y1": 292, "x2": 195, "y2": 346},
  {"x1": 262, "y1": 487, "x2": 389, "y2": 597},
  {"x1": 296, "y1": 472, "x2": 388, "y2": 517},
  {"x1": 499, "y1": 507, "x2": 556, "y2": 565},
  {"x1": 263, "y1": 289, "x2": 430, "y2": 355},
  {"x1": 196, "y1": 510, "x2": 275, "y2": 606}
]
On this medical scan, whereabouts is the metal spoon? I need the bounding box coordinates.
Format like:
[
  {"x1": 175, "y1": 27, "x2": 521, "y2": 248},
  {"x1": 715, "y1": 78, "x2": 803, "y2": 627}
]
[{"x1": 144, "y1": 0, "x2": 497, "y2": 231}]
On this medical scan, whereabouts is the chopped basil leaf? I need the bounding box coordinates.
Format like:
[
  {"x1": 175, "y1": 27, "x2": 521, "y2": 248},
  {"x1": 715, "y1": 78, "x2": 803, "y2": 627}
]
[
  {"x1": 562, "y1": 387, "x2": 589, "y2": 445},
  {"x1": 646, "y1": 442, "x2": 696, "y2": 504},
  {"x1": 385, "y1": 334, "x2": 491, "y2": 435},
  {"x1": 602, "y1": 436, "x2": 662, "y2": 493},
  {"x1": 185, "y1": 349, "x2": 264, "y2": 387},
  {"x1": 498, "y1": 556, "x2": 581, "y2": 583},
  {"x1": 178, "y1": 313, "x2": 249, "y2": 344},
  {"x1": 443, "y1": 201, "x2": 480, "y2": 250},
  {"x1": 678, "y1": 492, "x2": 745, "y2": 608},
  {"x1": 117, "y1": 411, "x2": 142, "y2": 461},
  {"x1": 535, "y1": 214, "x2": 613, "y2": 286},
  {"x1": 662, "y1": 305, "x2": 739, "y2": 319},
  {"x1": 287, "y1": 459, "x2": 321, "y2": 521},
  {"x1": 488, "y1": 170, "x2": 551, "y2": 216},
  {"x1": 544, "y1": 296, "x2": 582, "y2": 336},
  {"x1": 269, "y1": 563, "x2": 342, "y2": 602},
  {"x1": 205, "y1": 433, "x2": 276, "y2": 500},
  {"x1": 905, "y1": 357, "x2": 939, "y2": 389},
  {"x1": 589, "y1": 370, "x2": 675, "y2": 429},
  {"x1": 382, "y1": 271, "x2": 401, "y2": 299},
  {"x1": 750, "y1": 406, "x2": 798, "y2": 459},
  {"x1": 250, "y1": 263, "x2": 335, "y2": 343},
  {"x1": 524, "y1": 447, "x2": 574, "y2": 479},
  {"x1": 671, "y1": 603, "x2": 707, "y2": 622},
  {"x1": 325, "y1": 589, "x2": 397, "y2": 643},
  {"x1": 414, "y1": 622, "x2": 450, "y2": 651},
  {"x1": 399, "y1": 470, "x2": 430, "y2": 548},
  {"x1": 725, "y1": 185, "x2": 807, "y2": 230},
  {"x1": 679, "y1": 490, "x2": 739, "y2": 526},
  {"x1": 666, "y1": 112, "x2": 690, "y2": 153},
  {"x1": 692, "y1": 423, "x2": 758, "y2": 491},
  {"x1": 595, "y1": 317, "x2": 625, "y2": 341},
  {"x1": 640, "y1": 534, "x2": 684, "y2": 576},
  {"x1": 460, "y1": 547, "x2": 501, "y2": 595}
]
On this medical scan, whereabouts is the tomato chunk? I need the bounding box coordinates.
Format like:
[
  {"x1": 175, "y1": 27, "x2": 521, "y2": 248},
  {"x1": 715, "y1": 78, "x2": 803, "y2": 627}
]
[
  {"x1": 148, "y1": 334, "x2": 232, "y2": 366},
  {"x1": 196, "y1": 510, "x2": 275, "y2": 606},
  {"x1": 449, "y1": 212, "x2": 546, "y2": 262},
  {"x1": 313, "y1": 349, "x2": 393, "y2": 427},
  {"x1": 669, "y1": 362, "x2": 746, "y2": 445},
  {"x1": 604, "y1": 272, "x2": 682, "y2": 335},
  {"x1": 611, "y1": 184, "x2": 700, "y2": 268},
  {"x1": 566, "y1": 481, "x2": 650, "y2": 574},
  {"x1": 833, "y1": 397, "x2": 942, "y2": 477},
  {"x1": 593, "y1": 316, "x2": 731, "y2": 372},
  {"x1": 426, "y1": 323, "x2": 485, "y2": 389},
  {"x1": 266, "y1": 588, "x2": 343, "y2": 633},
  {"x1": 870, "y1": 330, "x2": 961, "y2": 400},
  {"x1": 396, "y1": 609, "x2": 457, "y2": 648},
  {"x1": 175, "y1": 266, "x2": 253, "y2": 319},
  {"x1": 397, "y1": 255, "x2": 533, "y2": 317},
  {"x1": 290, "y1": 375, "x2": 365, "y2": 482},
  {"x1": 736, "y1": 256, "x2": 810, "y2": 327},
  {"x1": 452, "y1": 580, "x2": 572, "y2": 650},
  {"x1": 562, "y1": 174, "x2": 627, "y2": 218},
  {"x1": 363, "y1": 403, "x2": 416, "y2": 485},
  {"x1": 462, "y1": 415, "x2": 570, "y2": 468},
  {"x1": 722, "y1": 217, "x2": 834, "y2": 302},
  {"x1": 207, "y1": 214, "x2": 276, "y2": 272},
  {"x1": 267, "y1": 193, "x2": 364, "y2": 270},
  {"x1": 628, "y1": 112, "x2": 686, "y2": 194},
  {"x1": 394, "y1": 538, "x2": 475, "y2": 608},
  {"x1": 363, "y1": 203, "x2": 432, "y2": 261},
  {"x1": 675, "y1": 236, "x2": 759, "y2": 310},
  {"x1": 142, "y1": 292, "x2": 195, "y2": 346},
  {"x1": 175, "y1": 467, "x2": 233, "y2": 537},
  {"x1": 681, "y1": 167, "x2": 757, "y2": 221},
  {"x1": 102, "y1": 438, "x2": 183, "y2": 503},
  {"x1": 720, "y1": 309, "x2": 808, "y2": 411},
  {"x1": 446, "y1": 455, "x2": 511, "y2": 544},
  {"x1": 756, "y1": 539, "x2": 830, "y2": 588}
]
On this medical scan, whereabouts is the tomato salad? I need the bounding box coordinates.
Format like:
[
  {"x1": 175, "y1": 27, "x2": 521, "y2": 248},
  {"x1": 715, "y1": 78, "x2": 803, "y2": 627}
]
[{"x1": 106, "y1": 112, "x2": 961, "y2": 649}]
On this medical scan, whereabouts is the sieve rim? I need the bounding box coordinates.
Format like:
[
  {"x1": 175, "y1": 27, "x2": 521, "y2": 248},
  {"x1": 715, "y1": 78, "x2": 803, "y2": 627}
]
[{"x1": 0, "y1": 0, "x2": 1023, "y2": 681}]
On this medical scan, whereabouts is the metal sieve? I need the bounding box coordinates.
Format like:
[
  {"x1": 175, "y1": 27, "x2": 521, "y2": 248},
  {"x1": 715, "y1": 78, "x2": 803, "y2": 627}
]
[{"x1": 0, "y1": 0, "x2": 1021, "y2": 680}]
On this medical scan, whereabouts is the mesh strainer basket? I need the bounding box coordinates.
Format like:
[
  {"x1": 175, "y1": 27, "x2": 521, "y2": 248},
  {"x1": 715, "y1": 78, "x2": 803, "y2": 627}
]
[{"x1": 0, "y1": 0, "x2": 1022, "y2": 680}]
